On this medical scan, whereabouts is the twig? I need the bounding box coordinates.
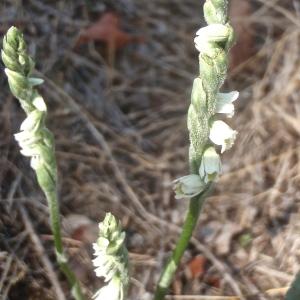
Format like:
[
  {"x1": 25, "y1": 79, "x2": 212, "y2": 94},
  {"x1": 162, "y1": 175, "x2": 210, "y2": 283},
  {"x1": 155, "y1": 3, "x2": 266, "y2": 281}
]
[
  {"x1": 0, "y1": 254, "x2": 14, "y2": 295},
  {"x1": 7, "y1": 174, "x2": 22, "y2": 211},
  {"x1": 265, "y1": 286, "x2": 289, "y2": 297},
  {"x1": 255, "y1": 266, "x2": 293, "y2": 282},
  {"x1": 42, "y1": 74, "x2": 161, "y2": 235}
]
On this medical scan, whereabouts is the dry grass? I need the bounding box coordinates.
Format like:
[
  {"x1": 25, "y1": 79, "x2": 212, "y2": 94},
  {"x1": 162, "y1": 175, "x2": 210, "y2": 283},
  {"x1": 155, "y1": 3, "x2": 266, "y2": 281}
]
[{"x1": 1, "y1": 0, "x2": 300, "y2": 299}]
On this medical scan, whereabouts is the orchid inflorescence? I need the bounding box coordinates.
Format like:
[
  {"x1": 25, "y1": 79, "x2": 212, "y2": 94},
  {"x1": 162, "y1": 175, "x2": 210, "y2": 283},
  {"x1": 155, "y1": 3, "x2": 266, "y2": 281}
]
[
  {"x1": 155, "y1": 3, "x2": 238, "y2": 299},
  {"x1": 2, "y1": 27, "x2": 84, "y2": 300},
  {"x1": 173, "y1": 0, "x2": 238, "y2": 200},
  {"x1": 93, "y1": 213, "x2": 129, "y2": 300},
  {"x1": 2, "y1": 27, "x2": 57, "y2": 194}
]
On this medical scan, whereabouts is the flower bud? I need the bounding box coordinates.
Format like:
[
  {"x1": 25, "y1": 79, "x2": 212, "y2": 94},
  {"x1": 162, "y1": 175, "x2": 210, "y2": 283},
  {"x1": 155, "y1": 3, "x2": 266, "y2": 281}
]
[
  {"x1": 173, "y1": 174, "x2": 205, "y2": 199},
  {"x1": 216, "y1": 91, "x2": 239, "y2": 118},
  {"x1": 199, "y1": 147, "x2": 221, "y2": 183}
]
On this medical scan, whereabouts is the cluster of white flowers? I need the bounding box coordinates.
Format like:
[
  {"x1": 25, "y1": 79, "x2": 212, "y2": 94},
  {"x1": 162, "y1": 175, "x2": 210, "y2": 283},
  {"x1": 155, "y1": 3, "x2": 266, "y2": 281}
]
[
  {"x1": 173, "y1": 24, "x2": 238, "y2": 199},
  {"x1": 92, "y1": 213, "x2": 129, "y2": 300}
]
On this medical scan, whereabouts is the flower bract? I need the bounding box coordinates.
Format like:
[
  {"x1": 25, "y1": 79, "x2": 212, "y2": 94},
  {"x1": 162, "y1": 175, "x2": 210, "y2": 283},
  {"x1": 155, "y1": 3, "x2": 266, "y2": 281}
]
[{"x1": 199, "y1": 147, "x2": 221, "y2": 183}]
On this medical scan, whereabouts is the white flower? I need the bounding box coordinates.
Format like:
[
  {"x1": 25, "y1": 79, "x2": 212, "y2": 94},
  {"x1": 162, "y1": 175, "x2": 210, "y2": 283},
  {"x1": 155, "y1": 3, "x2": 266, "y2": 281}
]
[
  {"x1": 32, "y1": 95, "x2": 47, "y2": 111},
  {"x1": 216, "y1": 91, "x2": 239, "y2": 118},
  {"x1": 92, "y1": 239, "x2": 111, "y2": 279},
  {"x1": 199, "y1": 147, "x2": 221, "y2": 183},
  {"x1": 173, "y1": 174, "x2": 205, "y2": 199},
  {"x1": 92, "y1": 213, "x2": 129, "y2": 300},
  {"x1": 93, "y1": 278, "x2": 123, "y2": 300},
  {"x1": 30, "y1": 154, "x2": 41, "y2": 170},
  {"x1": 14, "y1": 130, "x2": 42, "y2": 153},
  {"x1": 194, "y1": 24, "x2": 230, "y2": 53},
  {"x1": 209, "y1": 120, "x2": 237, "y2": 153},
  {"x1": 20, "y1": 110, "x2": 42, "y2": 131}
]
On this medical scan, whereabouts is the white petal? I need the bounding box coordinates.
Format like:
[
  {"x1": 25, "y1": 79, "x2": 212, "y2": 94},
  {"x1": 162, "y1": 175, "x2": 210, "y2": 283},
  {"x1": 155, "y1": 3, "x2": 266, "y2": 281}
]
[
  {"x1": 194, "y1": 36, "x2": 211, "y2": 53},
  {"x1": 195, "y1": 24, "x2": 230, "y2": 42},
  {"x1": 30, "y1": 155, "x2": 41, "y2": 169},
  {"x1": 20, "y1": 110, "x2": 41, "y2": 131},
  {"x1": 93, "y1": 256, "x2": 106, "y2": 269},
  {"x1": 20, "y1": 147, "x2": 37, "y2": 157},
  {"x1": 217, "y1": 91, "x2": 239, "y2": 103},
  {"x1": 14, "y1": 130, "x2": 30, "y2": 142},
  {"x1": 32, "y1": 95, "x2": 47, "y2": 111},
  {"x1": 217, "y1": 103, "x2": 234, "y2": 117},
  {"x1": 194, "y1": 24, "x2": 230, "y2": 53},
  {"x1": 209, "y1": 120, "x2": 237, "y2": 153},
  {"x1": 93, "y1": 280, "x2": 120, "y2": 300},
  {"x1": 92, "y1": 242, "x2": 101, "y2": 253},
  {"x1": 199, "y1": 147, "x2": 221, "y2": 183},
  {"x1": 173, "y1": 174, "x2": 205, "y2": 199},
  {"x1": 97, "y1": 237, "x2": 110, "y2": 248},
  {"x1": 15, "y1": 131, "x2": 41, "y2": 148},
  {"x1": 216, "y1": 91, "x2": 239, "y2": 118}
]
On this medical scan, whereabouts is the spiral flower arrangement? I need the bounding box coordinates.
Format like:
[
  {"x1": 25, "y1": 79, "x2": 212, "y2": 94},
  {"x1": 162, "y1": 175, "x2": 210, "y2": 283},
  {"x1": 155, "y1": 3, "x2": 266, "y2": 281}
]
[
  {"x1": 155, "y1": 1, "x2": 238, "y2": 299},
  {"x1": 2, "y1": 27, "x2": 57, "y2": 195},
  {"x1": 2, "y1": 27, "x2": 84, "y2": 300},
  {"x1": 93, "y1": 213, "x2": 129, "y2": 300},
  {"x1": 174, "y1": 0, "x2": 238, "y2": 199}
]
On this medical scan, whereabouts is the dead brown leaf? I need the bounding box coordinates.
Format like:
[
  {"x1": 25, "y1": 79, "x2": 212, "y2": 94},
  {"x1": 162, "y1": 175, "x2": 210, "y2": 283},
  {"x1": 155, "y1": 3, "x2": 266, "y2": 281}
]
[
  {"x1": 76, "y1": 12, "x2": 143, "y2": 49},
  {"x1": 187, "y1": 255, "x2": 207, "y2": 279}
]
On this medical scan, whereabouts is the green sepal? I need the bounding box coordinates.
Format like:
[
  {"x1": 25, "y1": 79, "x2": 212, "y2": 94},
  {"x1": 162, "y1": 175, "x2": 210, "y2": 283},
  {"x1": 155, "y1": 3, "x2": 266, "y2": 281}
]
[
  {"x1": 2, "y1": 37, "x2": 18, "y2": 59},
  {"x1": 191, "y1": 78, "x2": 207, "y2": 112},
  {"x1": 1, "y1": 50, "x2": 19, "y2": 71},
  {"x1": 224, "y1": 25, "x2": 235, "y2": 51},
  {"x1": 199, "y1": 50, "x2": 228, "y2": 95},
  {"x1": 5, "y1": 27, "x2": 19, "y2": 49},
  {"x1": 204, "y1": 0, "x2": 228, "y2": 25},
  {"x1": 187, "y1": 105, "x2": 209, "y2": 171},
  {"x1": 34, "y1": 161, "x2": 56, "y2": 193}
]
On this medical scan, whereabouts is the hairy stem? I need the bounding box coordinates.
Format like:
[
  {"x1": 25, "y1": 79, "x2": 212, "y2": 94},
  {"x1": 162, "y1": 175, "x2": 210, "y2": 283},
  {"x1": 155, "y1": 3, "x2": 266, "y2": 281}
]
[
  {"x1": 154, "y1": 185, "x2": 212, "y2": 300},
  {"x1": 46, "y1": 191, "x2": 84, "y2": 299}
]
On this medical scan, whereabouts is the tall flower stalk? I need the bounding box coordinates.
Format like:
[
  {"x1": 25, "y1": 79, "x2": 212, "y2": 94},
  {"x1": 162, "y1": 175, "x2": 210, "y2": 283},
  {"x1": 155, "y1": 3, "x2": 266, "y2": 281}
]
[
  {"x1": 92, "y1": 213, "x2": 129, "y2": 300},
  {"x1": 2, "y1": 27, "x2": 84, "y2": 300},
  {"x1": 154, "y1": 1, "x2": 237, "y2": 299}
]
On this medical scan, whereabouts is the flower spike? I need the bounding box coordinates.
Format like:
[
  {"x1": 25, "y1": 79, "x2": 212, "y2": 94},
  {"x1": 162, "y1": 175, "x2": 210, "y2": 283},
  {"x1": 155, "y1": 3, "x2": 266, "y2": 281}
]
[
  {"x1": 2, "y1": 27, "x2": 84, "y2": 300},
  {"x1": 93, "y1": 213, "x2": 129, "y2": 300},
  {"x1": 156, "y1": 1, "x2": 238, "y2": 299}
]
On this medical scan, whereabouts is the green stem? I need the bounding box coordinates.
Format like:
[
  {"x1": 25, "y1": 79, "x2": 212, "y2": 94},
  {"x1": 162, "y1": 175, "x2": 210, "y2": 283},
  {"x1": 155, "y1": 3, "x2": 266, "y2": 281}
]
[
  {"x1": 154, "y1": 185, "x2": 212, "y2": 300},
  {"x1": 286, "y1": 271, "x2": 300, "y2": 300},
  {"x1": 46, "y1": 191, "x2": 84, "y2": 300}
]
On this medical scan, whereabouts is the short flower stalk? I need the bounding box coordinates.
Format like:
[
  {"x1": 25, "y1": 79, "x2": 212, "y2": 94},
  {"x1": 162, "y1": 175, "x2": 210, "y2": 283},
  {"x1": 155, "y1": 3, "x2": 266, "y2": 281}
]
[
  {"x1": 154, "y1": 1, "x2": 238, "y2": 299},
  {"x1": 2, "y1": 27, "x2": 84, "y2": 300}
]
